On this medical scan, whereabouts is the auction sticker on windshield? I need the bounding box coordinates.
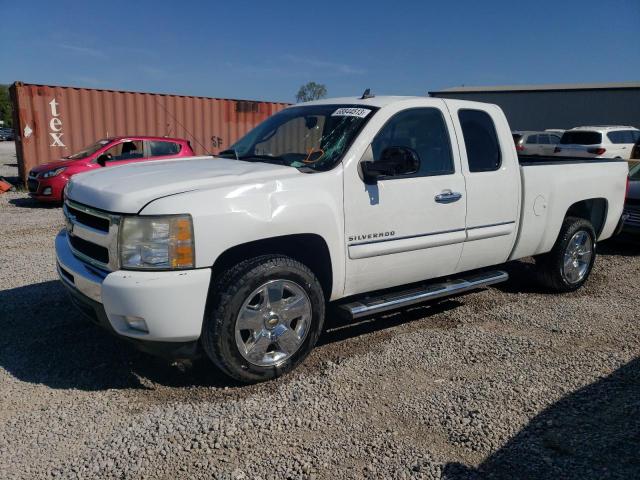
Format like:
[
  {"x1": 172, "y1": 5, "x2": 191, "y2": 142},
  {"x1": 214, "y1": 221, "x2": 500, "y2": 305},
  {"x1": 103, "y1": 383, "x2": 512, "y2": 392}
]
[{"x1": 332, "y1": 108, "x2": 371, "y2": 118}]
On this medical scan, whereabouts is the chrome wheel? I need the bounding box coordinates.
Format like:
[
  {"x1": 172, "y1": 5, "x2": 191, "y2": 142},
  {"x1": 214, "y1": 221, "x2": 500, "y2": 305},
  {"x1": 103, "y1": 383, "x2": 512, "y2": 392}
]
[
  {"x1": 235, "y1": 279, "x2": 312, "y2": 367},
  {"x1": 562, "y1": 230, "x2": 593, "y2": 284}
]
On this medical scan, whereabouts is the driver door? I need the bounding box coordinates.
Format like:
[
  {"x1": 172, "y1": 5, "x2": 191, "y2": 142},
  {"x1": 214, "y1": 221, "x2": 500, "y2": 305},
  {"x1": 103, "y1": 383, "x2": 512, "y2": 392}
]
[
  {"x1": 100, "y1": 140, "x2": 146, "y2": 166},
  {"x1": 343, "y1": 105, "x2": 467, "y2": 296}
]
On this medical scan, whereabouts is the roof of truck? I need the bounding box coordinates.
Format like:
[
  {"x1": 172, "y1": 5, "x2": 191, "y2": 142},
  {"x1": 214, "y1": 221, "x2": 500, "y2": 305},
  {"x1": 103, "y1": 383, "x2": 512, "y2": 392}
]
[
  {"x1": 298, "y1": 96, "x2": 419, "y2": 108},
  {"x1": 297, "y1": 95, "x2": 496, "y2": 109}
]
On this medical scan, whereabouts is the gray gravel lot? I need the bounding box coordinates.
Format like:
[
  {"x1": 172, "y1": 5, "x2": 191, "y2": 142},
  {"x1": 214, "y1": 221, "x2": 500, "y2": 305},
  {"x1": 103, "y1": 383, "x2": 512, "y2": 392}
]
[{"x1": 1, "y1": 141, "x2": 639, "y2": 479}]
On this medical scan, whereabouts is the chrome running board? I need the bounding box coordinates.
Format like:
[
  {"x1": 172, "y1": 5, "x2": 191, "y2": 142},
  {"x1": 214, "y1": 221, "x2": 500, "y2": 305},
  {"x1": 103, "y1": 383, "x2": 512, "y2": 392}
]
[{"x1": 338, "y1": 270, "x2": 508, "y2": 319}]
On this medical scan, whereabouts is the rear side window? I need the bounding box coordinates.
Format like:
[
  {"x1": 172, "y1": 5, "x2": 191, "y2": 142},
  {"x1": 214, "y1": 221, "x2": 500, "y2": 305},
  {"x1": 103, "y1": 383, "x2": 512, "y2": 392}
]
[
  {"x1": 560, "y1": 131, "x2": 602, "y2": 145},
  {"x1": 458, "y1": 110, "x2": 501, "y2": 172},
  {"x1": 526, "y1": 134, "x2": 538, "y2": 144},
  {"x1": 607, "y1": 130, "x2": 636, "y2": 144},
  {"x1": 149, "y1": 141, "x2": 181, "y2": 156},
  {"x1": 372, "y1": 108, "x2": 454, "y2": 176},
  {"x1": 538, "y1": 134, "x2": 550, "y2": 145}
]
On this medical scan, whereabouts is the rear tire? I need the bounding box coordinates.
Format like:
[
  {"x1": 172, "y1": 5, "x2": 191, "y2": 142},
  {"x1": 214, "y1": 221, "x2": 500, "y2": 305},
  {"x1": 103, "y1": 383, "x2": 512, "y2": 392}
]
[
  {"x1": 202, "y1": 255, "x2": 325, "y2": 383},
  {"x1": 536, "y1": 216, "x2": 596, "y2": 292}
]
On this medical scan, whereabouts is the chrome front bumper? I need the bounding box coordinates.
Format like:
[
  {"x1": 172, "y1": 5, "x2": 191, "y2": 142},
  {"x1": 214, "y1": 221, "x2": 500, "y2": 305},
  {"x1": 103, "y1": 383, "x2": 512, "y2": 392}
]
[
  {"x1": 56, "y1": 228, "x2": 212, "y2": 342},
  {"x1": 56, "y1": 229, "x2": 106, "y2": 303}
]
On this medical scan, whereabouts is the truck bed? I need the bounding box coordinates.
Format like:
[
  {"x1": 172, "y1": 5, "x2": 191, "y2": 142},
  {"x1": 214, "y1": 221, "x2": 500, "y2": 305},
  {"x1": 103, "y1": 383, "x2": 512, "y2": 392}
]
[{"x1": 509, "y1": 156, "x2": 627, "y2": 260}]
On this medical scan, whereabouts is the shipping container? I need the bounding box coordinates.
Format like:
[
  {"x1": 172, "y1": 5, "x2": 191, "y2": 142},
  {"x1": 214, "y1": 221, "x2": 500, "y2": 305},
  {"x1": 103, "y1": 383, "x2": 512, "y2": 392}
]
[{"x1": 9, "y1": 82, "x2": 289, "y2": 184}]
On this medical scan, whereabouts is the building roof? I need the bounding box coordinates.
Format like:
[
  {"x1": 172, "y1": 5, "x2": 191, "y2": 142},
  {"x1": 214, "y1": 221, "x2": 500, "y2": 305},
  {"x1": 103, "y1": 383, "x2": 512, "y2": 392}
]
[{"x1": 430, "y1": 82, "x2": 640, "y2": 94}]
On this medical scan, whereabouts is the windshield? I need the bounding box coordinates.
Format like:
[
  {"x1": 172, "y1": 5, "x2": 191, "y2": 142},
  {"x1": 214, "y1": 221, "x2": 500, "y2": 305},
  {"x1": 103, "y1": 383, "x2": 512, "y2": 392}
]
[
  {"x1": 630, "y1": 162, "x2": 640, "y2": 181},
  {"x1": 221, "y1": 105, "x2": 376, "y2": 171},
  {"x1": 67, "y1": 138, "x2": 112, "y2": 159}
]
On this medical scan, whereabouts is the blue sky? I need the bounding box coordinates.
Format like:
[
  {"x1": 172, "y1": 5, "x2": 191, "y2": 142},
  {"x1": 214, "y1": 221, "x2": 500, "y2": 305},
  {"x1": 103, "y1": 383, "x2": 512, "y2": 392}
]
[{"x1": 1, "y1": 0, "x2": 638, "y2": 103}]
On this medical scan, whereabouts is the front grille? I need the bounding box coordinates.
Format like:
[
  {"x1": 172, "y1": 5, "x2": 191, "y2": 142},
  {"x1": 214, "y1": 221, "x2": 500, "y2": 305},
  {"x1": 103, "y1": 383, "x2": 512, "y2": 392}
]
[
  {"x1": 27, "y1": 178, "x2": 38, "y2": 193},
  {"x1": 64, "y1": 199, "x2": 119, "y2": 270},
  {"x1": 623, "y1": 206, "x2": 640, "y2": 227},
  {"x1": 66, "y1": 204, "x2": 110, "y2": 232},
  {"x1": 69, "y1": 235, "x2": 110, "y2": 264}
]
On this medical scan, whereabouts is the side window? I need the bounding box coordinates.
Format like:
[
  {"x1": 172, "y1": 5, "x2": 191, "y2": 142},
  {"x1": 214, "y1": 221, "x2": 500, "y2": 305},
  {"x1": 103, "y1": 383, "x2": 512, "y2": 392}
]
[
  {"x1": 607, "y1": 131, "x2": 624, "y2": 144},
  {"x1": 621, "y1": 130, "x2": 636, "y2": 143},
  {"x1": 539, "y1": 134, "x2": 550, "y2": 145},
  {"x1": 102, "y1": 140, "x2": 145, "y2": 161},
  {"x1": 149, "y1": 141, "x2": 181, "y2": 157},
  {"x1": 549, "y1": 134, "x2": 561, "y2": 144},
  {"x1": 371, "y1": 108, "x2": 454, "y2": 176},
  {"x1": 607, "y1": 130, "x2": 637, "y2": 144},
  {"x1": 526, "y1": 135, "x2": 538, "y2": 144},
  {"x1": 458, "y1": 110, "x2": 502, "y2": 172}
]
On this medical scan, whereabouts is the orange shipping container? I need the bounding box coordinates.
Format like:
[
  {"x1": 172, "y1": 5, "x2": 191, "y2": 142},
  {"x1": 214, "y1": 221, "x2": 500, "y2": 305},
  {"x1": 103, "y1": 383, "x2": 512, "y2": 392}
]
[{"x1": 9, "y1": 82, "x2": 289, "y2": 184}]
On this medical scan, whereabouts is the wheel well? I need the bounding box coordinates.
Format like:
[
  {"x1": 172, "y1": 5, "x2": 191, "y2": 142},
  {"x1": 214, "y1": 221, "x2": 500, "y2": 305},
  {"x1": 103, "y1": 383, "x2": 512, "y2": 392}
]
[
  {"x1": 212, "y1": 234, "x2": 333, "y2": 298},
  {"x1": 565, "y1": 198, "x2": 608, "y2": 237}
]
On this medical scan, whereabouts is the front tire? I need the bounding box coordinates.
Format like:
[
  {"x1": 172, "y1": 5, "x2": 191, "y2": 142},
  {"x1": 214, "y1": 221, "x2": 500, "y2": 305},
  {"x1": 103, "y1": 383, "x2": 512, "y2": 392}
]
[
  {"x1": 202, "y1": 255, "x2": 325, "y2": 383},
  {"x1": 536, "y1": 216, "x2": 596, "y2": 292}
]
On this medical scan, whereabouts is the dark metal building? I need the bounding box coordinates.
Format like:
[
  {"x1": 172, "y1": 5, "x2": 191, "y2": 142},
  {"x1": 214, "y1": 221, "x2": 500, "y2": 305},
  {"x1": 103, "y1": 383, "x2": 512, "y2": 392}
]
[{"x1": 429, "y1": 82, "x2": 640, "y2": 131}]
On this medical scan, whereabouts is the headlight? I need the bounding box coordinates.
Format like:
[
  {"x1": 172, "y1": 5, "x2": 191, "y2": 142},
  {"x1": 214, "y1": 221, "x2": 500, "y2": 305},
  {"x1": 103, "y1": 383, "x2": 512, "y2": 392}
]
[
  {"x1": 119, "y1": 215, "x2": 195, "y2": 270},
  {"x1": 41, "y1": 167, "x2": 67, "y2": 178}
]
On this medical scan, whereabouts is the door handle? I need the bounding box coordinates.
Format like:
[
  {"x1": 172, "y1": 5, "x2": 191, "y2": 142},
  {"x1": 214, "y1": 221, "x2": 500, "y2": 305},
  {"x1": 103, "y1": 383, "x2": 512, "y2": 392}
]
[{"x1": 435, "y1": 190, "x2": 463, "y2": 204}]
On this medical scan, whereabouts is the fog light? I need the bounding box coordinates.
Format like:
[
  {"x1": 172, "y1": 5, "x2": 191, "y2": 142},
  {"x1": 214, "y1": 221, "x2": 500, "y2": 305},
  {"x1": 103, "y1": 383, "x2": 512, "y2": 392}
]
[
  {"x1": 43, "y1": 187, "x2": 52, "y2": 195},
  {"x1": 123, "y1": 315, "x2": 149, "y2": 333}
]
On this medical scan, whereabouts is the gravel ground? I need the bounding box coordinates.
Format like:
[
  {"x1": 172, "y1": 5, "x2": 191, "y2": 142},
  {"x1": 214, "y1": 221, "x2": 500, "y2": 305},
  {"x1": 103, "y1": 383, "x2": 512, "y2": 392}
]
[{"x1": 1, "y1": 141, "x2": 639, "y2": 479}]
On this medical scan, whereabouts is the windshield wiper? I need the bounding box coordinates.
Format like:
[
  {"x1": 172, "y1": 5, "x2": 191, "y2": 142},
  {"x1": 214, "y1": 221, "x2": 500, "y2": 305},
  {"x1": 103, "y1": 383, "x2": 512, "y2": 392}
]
[{"x1": 218, "y1": 149, "x2": 239, "y2": 160}]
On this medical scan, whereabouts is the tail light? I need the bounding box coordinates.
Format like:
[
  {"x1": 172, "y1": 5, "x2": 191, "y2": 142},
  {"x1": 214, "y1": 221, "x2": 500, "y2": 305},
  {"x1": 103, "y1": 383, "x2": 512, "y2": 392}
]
[
  {"x1": 587, "y1": 147, "x2": 606, "y2": 155},
  {"x1": 516, "y1": 144, "x2": 525, "y2": 152},
  {"x1": 554, "y1": 146, "x2": 561, "y2": 153}
]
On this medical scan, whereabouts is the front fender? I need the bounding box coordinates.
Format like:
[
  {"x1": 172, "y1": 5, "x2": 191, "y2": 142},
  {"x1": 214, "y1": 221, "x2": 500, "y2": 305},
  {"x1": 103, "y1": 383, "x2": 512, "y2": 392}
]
[{"x1": 140, "y1": 167, "x2": 346, "y2": 299}]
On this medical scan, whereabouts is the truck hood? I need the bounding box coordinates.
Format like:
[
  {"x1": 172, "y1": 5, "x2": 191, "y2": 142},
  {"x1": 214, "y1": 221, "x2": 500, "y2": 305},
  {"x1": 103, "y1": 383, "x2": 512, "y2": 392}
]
[{"x1": 65, "y1": 156, "x2": 302, "y2": 213}]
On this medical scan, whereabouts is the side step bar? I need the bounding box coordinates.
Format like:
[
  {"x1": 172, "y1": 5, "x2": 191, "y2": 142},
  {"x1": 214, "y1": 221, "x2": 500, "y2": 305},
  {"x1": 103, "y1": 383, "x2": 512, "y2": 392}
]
[{"x1": 337, "y1": 270, "x2": 508, "y2": 319}]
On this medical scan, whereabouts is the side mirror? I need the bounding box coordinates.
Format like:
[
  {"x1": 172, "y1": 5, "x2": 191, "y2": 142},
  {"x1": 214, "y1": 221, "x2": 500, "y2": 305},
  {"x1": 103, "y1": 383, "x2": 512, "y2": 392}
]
[
  {"x1": 361, "y1": 146, "x2": 420, "y2": 183},
  {"x1": 96, "y1": 153, "x2": 112, "y2": 166}
]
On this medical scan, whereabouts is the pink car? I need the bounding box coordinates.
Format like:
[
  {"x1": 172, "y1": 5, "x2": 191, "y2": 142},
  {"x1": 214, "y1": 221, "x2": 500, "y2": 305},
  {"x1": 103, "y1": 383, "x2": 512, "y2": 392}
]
[{"x1": 28, "y1": 136, "x2": 195, "y2": 203}]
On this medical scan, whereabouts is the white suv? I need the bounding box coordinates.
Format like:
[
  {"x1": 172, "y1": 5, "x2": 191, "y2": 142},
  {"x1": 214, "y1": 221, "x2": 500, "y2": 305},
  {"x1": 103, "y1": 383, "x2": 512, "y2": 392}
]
[{"x1": 555, "y1": 126, "x2": 640, "y2": 159}]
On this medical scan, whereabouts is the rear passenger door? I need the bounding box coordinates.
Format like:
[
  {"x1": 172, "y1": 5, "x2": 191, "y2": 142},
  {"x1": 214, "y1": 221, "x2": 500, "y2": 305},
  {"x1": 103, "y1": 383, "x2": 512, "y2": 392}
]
[
  {"x1": 524, "y1": 134, "x2": 539, "y2": 155},
  {"x1": 607, "y1": 130, "x2": 637, "y2": 159},
  {"x1": 538, "y1": 134, "x2": 554, "y2": 155},
  {"x1": 446, "y1": 105, "x2": 521, "y2": 272}
]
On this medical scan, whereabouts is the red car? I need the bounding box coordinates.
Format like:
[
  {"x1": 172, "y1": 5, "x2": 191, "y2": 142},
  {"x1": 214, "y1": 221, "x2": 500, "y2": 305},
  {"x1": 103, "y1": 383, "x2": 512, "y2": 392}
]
[{"x1": 28, "y1": 136, "x2": 195, "y2": 203}]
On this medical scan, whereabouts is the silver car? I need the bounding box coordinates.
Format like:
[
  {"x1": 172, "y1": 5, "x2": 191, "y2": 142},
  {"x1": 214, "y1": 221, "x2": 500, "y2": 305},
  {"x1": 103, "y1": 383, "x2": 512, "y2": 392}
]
[{"x1": 513, "y1": 131, "x2": 562, "y2": 156}]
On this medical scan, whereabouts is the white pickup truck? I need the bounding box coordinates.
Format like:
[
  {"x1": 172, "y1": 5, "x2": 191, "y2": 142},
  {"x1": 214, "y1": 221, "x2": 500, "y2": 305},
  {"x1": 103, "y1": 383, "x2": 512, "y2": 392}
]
[{"x1": 56, "y1": 94, "x2": 627, "y2": 383}]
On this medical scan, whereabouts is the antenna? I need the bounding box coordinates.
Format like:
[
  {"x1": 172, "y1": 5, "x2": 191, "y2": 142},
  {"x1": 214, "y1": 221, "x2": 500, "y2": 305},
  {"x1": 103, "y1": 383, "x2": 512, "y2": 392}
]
[{"x1": 360, "y1": 88, "x2": 375, "y2": 99}]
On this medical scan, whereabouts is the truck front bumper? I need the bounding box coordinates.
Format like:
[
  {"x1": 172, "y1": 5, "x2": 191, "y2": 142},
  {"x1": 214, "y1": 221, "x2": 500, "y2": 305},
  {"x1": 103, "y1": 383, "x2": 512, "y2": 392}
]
[{"x1": 55, "y1": 230, "x2": 211, "y2": 358}]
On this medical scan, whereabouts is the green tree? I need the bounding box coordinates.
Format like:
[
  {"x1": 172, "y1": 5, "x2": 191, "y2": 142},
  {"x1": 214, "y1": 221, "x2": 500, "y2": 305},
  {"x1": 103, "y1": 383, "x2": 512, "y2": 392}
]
[
  {"x1": 0, "y1": 85, "x2": 13, "y2": 127},
  {"x1": 295, "y1": 82, "x2": 327, "y2": 103}
]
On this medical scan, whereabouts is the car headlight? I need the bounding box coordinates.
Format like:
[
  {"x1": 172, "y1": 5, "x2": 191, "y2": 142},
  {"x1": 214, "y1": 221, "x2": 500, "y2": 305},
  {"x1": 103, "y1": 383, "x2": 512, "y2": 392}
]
[
  {"x1": 41, "y1": 167, "x2": 67, "y2": 178},
  {"x1": 119, "y1": 215, "x2": 195, "y2": 270}
]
